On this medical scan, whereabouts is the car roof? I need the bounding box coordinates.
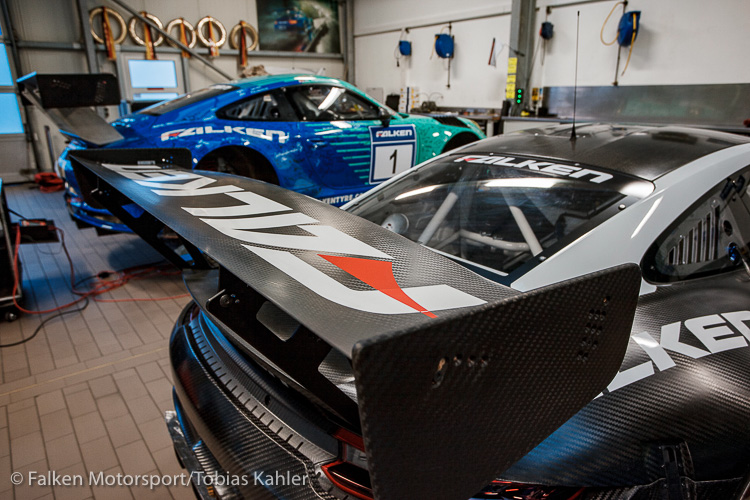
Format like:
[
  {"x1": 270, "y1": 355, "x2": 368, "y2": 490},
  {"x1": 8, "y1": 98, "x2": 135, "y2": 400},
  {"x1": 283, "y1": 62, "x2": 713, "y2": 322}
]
[
  {"x1": 228, "y1": 74, "x2": 359, "y2": 94},
  {"x1": 460, "y1": 123, "x2": 750, "y2": 181}
]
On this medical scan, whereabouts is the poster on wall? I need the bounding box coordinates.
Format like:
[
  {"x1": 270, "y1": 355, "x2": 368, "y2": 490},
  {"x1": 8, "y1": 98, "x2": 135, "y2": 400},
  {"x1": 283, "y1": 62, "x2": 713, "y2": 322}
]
[{"x1": 256, "y1": 0, "x2": 341, "y2": 53}]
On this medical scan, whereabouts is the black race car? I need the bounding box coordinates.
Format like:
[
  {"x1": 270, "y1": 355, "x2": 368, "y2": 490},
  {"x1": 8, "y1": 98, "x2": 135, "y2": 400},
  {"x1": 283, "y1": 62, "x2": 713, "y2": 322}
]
[{"x1": 69, "y1": 123, "x2": 750, "y2": 500}]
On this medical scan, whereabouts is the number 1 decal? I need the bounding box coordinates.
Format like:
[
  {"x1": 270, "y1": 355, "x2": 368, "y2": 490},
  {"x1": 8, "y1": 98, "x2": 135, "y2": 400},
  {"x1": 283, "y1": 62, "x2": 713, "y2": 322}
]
[{"x1": 369, "y1": 125, "x2": 417, "y2": 184}]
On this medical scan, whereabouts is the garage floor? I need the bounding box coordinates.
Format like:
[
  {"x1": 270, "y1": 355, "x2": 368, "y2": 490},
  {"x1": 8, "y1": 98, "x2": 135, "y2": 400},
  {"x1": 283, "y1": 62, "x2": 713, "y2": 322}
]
[{"x1": 1, "y1": 184, "x2": 193, "y2": 499}]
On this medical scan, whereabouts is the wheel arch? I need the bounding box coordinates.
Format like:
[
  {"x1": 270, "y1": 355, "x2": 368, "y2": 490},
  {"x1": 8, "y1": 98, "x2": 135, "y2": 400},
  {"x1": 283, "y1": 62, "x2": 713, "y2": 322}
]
[
  {"x1": 195, "y1": 145, "x2": 279, "y2": 184},
  {"x1": 442, "y1": 131, "x2": 481, "y2": 154}
]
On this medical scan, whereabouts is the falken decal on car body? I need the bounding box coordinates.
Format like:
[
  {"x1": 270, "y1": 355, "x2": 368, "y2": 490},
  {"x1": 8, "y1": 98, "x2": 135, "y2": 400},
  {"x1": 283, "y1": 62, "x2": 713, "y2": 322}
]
[
  {"x1": 454, "y1": 155, "x2": 614, "y2": 184},
  {"x1": 606, "y1": 311, "x2": 750, "y2": 394},
  {"x1": 101, "y1": 163, "x2": 486, "y2": 316},
  {"x1": 369, "y1": 125, "x2": 417, "y2": 184},
  {"x1": 160, "y1": 125, "x2": 290, "y2": 144}
]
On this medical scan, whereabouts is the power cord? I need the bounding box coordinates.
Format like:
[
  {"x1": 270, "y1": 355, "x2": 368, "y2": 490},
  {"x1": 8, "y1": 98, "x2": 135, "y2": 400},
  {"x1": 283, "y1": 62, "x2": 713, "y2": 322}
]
[
  {"x1": 3, "y1": 225, "x2": 189, "y2": 347},
  {"x1": 0, "y1": 298, "x2": 90, "y2": 348}
]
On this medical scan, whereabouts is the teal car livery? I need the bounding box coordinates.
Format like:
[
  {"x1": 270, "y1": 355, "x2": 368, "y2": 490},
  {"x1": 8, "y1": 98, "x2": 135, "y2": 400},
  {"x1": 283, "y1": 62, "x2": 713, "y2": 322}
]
[{"x1": 58, "y1": 74, "x2": 484, "y2": 233}]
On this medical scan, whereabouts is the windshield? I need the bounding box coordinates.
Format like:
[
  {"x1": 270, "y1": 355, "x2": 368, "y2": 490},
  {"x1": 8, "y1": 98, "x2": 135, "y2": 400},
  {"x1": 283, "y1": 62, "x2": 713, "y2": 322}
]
[
  {"x1": 140, "y1": 85, "x2": 235, "y2": 116},
  {"x1": 350, "y1": 154, "x2": 652, "y2": 279}
]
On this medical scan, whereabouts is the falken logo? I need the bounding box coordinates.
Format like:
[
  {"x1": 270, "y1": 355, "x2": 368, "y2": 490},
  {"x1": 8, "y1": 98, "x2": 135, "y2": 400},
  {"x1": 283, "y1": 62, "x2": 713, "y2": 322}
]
[
  {"x1": 101, "y1": 163, "x2": 485, "y2": 317},
  {"x1": 454, "y1": 155, "x2": 613, "y2": 183},
  {"x1": 160, "y1": 125, "x2": 289, "y2": 144},
  {"x1": 605, "y1": 311, "x2": 750, "y2": 395},
  {"x1": 375, "y1": 129, "x2": 413, "y2": 139}
]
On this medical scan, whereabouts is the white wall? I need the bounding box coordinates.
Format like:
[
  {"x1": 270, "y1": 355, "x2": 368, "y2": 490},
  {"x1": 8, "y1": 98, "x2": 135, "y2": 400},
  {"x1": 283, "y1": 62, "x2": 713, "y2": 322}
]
[
  {"x1": 531, "y1": 0, "x2": 750, "y2": 89},
  {"x1": 354, "y1": 0, "x2": 750, "y2": 110},
  {"x1": 354, "y1": 0, "x2": 513, "y2": 109}
]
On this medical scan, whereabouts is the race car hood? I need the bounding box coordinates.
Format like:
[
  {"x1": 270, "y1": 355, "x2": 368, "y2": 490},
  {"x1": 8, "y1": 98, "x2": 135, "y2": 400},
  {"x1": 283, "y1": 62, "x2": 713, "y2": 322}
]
[{"x1": 69, "y1": 148, "x2": 641, "y2": 500}]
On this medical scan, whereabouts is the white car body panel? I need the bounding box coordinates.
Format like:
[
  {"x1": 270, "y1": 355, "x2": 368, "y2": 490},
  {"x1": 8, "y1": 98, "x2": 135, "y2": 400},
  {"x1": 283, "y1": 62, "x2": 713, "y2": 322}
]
[{"x1": 511, "y1": 143, "x2": 750, "y2": 293}]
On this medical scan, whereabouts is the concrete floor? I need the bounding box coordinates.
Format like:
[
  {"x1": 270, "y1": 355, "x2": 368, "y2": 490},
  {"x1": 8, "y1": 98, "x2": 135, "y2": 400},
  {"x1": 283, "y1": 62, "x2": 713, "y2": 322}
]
[{"x1": 1, "y1": 184, "x2": 195, "y2": 499}]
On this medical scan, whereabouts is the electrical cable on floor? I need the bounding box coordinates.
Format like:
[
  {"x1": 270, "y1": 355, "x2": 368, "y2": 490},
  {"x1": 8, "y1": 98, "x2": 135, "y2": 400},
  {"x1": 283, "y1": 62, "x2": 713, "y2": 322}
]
[
  {"x1": 2, "y1": 225, "x2": 190, "y2": 347},
  {"x1": 0, "y1": 298, "x2": 90, "y2": 348},
  {"x1": 11, "y1": 226, "x2": 88, "y2": 315}
]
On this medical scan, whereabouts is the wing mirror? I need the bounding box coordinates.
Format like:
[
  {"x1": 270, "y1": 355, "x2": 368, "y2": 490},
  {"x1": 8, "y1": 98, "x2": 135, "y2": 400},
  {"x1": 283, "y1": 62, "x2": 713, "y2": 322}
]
[{"x1": 379, "y1": 107, "x2": 392, "y2": 127}]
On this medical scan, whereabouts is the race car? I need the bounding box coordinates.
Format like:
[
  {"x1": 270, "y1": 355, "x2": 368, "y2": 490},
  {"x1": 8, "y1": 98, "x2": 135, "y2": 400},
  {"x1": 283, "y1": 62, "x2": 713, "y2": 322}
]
[
  {"x1": 68, "y1": 122, "x2": 750, "y2": 500},
  {"x1": 55, "y1": 74, "x2": 484, "y2": 233},
  {"x1": 273, "y1": 8, "x2": 313, "y2": 34}
]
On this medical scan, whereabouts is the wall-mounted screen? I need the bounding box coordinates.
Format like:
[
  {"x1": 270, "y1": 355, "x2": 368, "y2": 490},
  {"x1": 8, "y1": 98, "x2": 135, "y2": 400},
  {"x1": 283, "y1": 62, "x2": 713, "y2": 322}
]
[{"x1": 128, "y1": 60, "x2": 178, "y2": 89}]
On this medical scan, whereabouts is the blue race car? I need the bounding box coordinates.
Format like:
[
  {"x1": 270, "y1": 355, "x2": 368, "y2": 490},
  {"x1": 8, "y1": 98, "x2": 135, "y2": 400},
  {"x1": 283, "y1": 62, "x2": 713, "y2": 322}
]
[
  {"x1": 273, "y1": 8, "x2": 313, "y2": 34},
  {"x1": 56, "y1": 74, "x2": 484, "y2": 233}
]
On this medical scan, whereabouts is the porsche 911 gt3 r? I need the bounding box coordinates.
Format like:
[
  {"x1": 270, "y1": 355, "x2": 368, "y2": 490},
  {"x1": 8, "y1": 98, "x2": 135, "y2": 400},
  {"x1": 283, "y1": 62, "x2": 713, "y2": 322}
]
[
  {"x1": 57, "y1": 74, "x2": 483, "y2": 233},
  {"x1": 69, "y1": 123, "x2": 750, "y2": 500}
]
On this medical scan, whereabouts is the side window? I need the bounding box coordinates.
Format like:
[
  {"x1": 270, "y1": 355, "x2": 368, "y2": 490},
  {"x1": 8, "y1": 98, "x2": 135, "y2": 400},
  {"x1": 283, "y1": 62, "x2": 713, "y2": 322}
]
[
  {"x1": 288, "y1": 85, "x2": 379, "y2": 121},
  {"x1": 218, "y1": 91, "x2": 293, "y2": 121},
  {"x1": 328, "y1": 90, "x2": 379, "y2": 120},
  {"x1": 643, "y1": 167, "x2": 750, "y2": 283}
]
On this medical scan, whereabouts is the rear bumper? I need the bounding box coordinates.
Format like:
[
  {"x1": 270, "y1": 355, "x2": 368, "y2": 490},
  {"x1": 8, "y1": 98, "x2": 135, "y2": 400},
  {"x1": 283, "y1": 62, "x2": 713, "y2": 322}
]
[{"x1": 167, "y1": 303, "x2": 343, "y2": 500}]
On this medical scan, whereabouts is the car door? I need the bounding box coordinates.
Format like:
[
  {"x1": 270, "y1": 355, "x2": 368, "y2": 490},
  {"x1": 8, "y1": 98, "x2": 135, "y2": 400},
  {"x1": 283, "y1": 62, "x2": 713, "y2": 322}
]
[
  {"x1": 287, "y1": 85, "x2": 417, "y2": 191},
  {"x1": 213, "y1": 89, "x2": 308, "y2": 184}
]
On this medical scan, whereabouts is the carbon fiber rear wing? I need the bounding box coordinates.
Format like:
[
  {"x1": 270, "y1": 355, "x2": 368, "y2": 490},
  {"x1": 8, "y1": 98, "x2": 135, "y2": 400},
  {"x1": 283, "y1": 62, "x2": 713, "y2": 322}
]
[
  {"x1": 17, "y1": 72, "x2": 123, "y2": 146},
  {"x1": 70, "y1": 149, "x2": 641, "y2": 500}
]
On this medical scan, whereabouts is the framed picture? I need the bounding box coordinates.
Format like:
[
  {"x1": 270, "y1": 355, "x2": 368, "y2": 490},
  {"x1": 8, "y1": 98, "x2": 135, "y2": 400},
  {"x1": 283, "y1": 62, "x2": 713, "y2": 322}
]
[{"x1": 256, "y1": 0, "x2": 341, "y2": 53}]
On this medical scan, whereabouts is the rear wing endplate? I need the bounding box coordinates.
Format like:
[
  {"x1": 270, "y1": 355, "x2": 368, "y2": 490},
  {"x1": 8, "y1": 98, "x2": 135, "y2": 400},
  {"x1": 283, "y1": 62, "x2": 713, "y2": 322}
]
[{"x1": 17, "y1": 72, "x2": 123, "y2": 146}]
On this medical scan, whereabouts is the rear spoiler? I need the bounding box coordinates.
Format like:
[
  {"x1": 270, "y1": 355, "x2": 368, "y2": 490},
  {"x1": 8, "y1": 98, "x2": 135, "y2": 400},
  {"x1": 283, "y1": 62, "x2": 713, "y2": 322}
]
[
  {"x1": 17, "y1": 72, "x2": 124, "y2": 146},
  {"x1": 70, "y1": 149, "x2": 641, "y2": 500}
]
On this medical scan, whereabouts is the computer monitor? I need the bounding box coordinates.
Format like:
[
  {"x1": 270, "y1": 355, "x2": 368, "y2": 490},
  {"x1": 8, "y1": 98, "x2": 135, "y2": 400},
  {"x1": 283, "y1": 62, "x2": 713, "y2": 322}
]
[
  {"x1": 128, "y1": 59, "x2": 178, "y2": 89},
  {"x1": 119, "y1": 55, "x2": 186, "y2": 109}
]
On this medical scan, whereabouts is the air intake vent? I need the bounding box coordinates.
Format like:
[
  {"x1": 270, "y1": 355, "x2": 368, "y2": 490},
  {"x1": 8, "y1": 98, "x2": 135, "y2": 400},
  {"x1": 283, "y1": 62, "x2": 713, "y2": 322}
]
[{"x1": 667, "y1": 206, "x2": 720, "y2": 266}]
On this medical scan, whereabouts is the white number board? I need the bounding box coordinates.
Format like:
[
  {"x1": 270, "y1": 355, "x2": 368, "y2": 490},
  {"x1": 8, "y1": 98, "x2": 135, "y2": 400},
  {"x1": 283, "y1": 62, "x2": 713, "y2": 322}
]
[{"x1": 369, "y1": 125, "x2": 417, "y2": 183}]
